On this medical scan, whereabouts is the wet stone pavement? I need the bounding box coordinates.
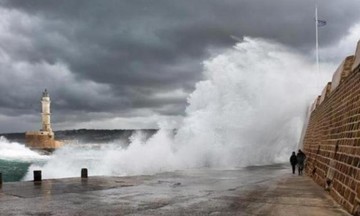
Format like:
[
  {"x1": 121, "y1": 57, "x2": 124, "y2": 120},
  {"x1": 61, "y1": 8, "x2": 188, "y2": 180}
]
[{"x1": 0, "y1": 164, "x2": 350, "y2": 216}]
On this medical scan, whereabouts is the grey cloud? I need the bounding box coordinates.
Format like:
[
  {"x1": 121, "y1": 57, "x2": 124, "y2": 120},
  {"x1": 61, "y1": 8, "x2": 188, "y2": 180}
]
[{"x1": 0, "y1": 0, "x2": 360, "y2": 132}]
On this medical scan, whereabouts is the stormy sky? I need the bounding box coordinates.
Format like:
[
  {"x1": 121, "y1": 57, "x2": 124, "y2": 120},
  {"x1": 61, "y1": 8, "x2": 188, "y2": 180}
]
[{"x1": 0, "y1": 0, "x2": 360, "y2": 133}]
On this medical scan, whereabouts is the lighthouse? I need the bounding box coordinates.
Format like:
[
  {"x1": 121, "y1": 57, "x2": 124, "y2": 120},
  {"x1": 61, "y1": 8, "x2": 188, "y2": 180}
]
[
  {"x1": 41, "y1": 89, "x2": 53, "y2": 136},
  {"x1": 25, "y1": 89, "x2": 63, "y2": 151}
]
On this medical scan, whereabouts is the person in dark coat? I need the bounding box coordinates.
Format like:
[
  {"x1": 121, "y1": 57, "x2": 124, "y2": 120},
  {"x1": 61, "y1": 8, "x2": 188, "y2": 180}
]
[
  {"x1": 296, "y1": 149, "x2": 306, "y2": 175},
  {"x1": 289, "y1": 152, "x2": 297, "y2": 174}
]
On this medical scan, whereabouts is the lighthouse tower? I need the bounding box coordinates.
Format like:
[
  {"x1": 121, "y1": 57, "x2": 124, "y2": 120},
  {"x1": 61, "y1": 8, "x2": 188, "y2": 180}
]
[
  {"x1": 25, "y1": 89, "x2": 63, "y2": 151},
  {"x1": 41, "y1": 89, "x2": 53, "y2": 136}
]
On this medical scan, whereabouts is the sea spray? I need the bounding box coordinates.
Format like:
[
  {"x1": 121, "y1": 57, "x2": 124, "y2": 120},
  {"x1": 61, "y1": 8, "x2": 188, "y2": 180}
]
[
  {"x1": 173, "y1": 37, "x2": 322, "y2": 167},
  {"x1": 0, "y1": 136, "x2": 48, "y2": 181},
  {"x1": 23, "y1": 37, "x2": 333, "y2": 180},
  {"x1": 23, "y1": 131, "x2": 177, "y2": 179},
  {"x1": 0, "y1": 136, "x2": 48, "y2": 162}
]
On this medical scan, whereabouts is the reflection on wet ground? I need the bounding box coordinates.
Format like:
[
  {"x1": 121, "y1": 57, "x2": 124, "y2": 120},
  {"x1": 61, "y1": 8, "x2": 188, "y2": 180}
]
[{"x1": 0, "y1": 164, "x2": 349, "y2": 215}]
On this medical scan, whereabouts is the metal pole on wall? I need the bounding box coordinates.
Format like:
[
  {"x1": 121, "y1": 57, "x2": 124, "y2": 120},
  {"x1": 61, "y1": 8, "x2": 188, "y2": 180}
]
[{"x1": 315, "y1": 4, "x2": 319, "y2": 76}]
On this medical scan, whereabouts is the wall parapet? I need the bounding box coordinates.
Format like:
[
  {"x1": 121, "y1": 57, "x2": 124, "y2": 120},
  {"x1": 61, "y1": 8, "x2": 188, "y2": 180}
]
[
  {"x1": 331, "y1": 55, "x2": 355, "y2": 92},
  {"x1": 352, "y1": 40, "x2": 360, "y2": 72}
]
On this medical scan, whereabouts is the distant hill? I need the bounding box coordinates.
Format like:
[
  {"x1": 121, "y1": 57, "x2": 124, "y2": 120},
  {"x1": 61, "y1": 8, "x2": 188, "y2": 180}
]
[{"x1": 0, "y1": 129, "x2": 158, "y2": 145}]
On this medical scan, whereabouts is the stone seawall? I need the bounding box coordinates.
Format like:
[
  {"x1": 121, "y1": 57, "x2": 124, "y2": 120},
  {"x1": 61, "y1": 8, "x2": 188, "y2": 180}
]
[
  {"x1": 302, "y1": 41, "x2": 360, "y2": 215},
  {"x1": 25, "y1": 131, "x2": 63, "y2": 150}
]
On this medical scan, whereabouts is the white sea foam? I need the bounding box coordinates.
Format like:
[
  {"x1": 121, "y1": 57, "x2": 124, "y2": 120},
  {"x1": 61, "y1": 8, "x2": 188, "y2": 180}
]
[
  {"x1": 0, "y1": 136, "x2": 49, "y2": 162},
  {"x1": 23, "y1": 37, "x2": 332, "y2": 180}
]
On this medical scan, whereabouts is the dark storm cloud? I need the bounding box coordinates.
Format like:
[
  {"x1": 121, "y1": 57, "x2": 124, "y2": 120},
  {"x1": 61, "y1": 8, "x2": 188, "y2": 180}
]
[{"x1": 0, "y1": 0, "x2": 360, "y2": 132}]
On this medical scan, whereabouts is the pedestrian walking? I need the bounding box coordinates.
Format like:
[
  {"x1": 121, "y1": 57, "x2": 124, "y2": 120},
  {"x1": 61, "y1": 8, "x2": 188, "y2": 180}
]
[
  {"x1": 289, "y1": 152, "x2": 297, "y2": 174},
  {"x1": 297, "y1": 149, "x2": 306, "y2": 175}
]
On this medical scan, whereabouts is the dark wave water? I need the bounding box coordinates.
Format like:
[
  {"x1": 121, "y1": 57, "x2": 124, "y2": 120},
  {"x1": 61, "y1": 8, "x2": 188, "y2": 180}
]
[{"x1": 0, "y1": 159, "x2": 30, "y2": 182}]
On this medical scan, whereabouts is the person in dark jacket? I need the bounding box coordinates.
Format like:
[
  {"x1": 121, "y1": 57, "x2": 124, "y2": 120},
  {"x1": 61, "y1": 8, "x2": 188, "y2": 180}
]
[
  {"x1": 296, "y1": 149, "x2": 306, "y2": 175},
  {"x1": 289, "y1": 152, "x2": 297, "y2": 174}
]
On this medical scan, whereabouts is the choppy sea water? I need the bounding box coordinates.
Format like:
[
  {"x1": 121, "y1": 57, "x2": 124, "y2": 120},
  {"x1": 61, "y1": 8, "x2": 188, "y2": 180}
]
[
  {"x1": 0, "y1": 159, "x2": 31, "y2": 182},
  {"x1": 1, "y1": 135, "x2": 290, "y2": 183}
]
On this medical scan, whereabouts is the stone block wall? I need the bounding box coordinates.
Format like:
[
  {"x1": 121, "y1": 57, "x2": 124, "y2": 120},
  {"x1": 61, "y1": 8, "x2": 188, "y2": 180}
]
[
  {"x1": 302, "y1": 47, "x2": 360, "y2": 214},
  {"x1": 25, "y1": 131, "x2": 63, "y2": 150}
]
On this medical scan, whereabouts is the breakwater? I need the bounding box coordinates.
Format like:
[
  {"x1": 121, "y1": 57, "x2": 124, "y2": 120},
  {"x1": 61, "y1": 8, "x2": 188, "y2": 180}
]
[{"x1": 302, "y1": 40, "x2": 360, "y2": 215}]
